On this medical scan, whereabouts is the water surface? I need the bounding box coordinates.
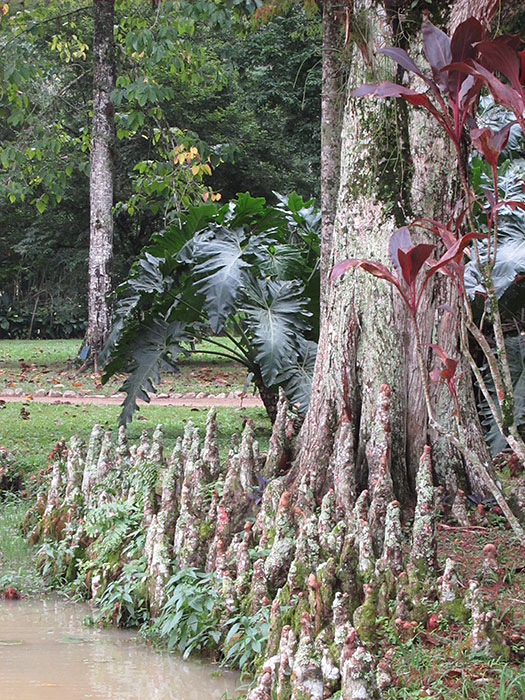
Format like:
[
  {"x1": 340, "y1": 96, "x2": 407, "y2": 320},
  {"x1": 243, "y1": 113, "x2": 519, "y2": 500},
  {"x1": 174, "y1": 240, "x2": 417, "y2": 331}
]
[{"x1": 0, "y1": 598, "x2": 239, "y2": 700}]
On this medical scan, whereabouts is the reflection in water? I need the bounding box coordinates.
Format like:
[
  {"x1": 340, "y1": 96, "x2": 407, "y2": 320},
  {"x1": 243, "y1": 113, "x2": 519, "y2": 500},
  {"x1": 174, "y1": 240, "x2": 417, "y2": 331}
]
[{"x1": 0, "y1": 598, "x2": 240, "y2": 700}]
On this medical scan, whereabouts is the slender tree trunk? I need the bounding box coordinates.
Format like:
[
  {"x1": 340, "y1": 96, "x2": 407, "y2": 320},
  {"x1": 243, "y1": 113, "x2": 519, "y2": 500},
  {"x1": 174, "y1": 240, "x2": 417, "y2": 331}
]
[
  {"x1": 291, "y1": 0, "x2": 493, "y2": 505},
  {"x1": 85, "y1": 0, "x2": 115, "y2": 364},
  {"x1": 320, "y1": 0, "x2": 346, "y2": 311}
]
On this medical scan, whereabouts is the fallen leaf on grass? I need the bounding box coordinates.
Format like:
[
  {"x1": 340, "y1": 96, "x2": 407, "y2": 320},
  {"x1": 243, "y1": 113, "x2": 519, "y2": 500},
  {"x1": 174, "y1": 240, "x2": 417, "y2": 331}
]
[
  {"x1": 442, "y1": 668, "x2": 463, "y2": 679},
  {"x1": 426, "y1": 613, "x2": 440, "y2": 632}
]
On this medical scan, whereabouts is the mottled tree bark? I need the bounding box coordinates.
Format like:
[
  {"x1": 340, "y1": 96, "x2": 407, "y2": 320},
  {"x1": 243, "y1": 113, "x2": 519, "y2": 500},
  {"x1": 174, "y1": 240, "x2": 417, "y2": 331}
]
[
  {"x1": 320, "y1": 0, "x2": 346, "y2": 311},
  {"x1": 291, "y1": 0, "x2": 493, "y2": 504},
  {"x1": 86, "y1": 0, "x2": 115, "y2": 363},
  {"x1": 292, "y1": 0, "x2": 408, "y2": 500}
]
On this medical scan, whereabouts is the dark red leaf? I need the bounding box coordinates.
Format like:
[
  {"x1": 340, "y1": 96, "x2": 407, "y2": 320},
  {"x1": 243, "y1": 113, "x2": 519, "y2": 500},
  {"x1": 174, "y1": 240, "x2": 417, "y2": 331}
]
[
  {"x1": 480, "y1": 186, "x2": 495, "y2": 209},
  {"x1": 378, "y1": 47, "x2": 429, "y2": 83},
  {"x1": 417, "y1": 218, "x2": 457, "y2": 249},
  {"x1": 429, "y1": 343, "x2": 449, "y2": 364},
  {"x1": 358, "y1": 260, "x2": 401, "y2": 286},
  {"x1": 446, "y1": 60, "x2": 525, "y2": 120},
  {"x1": 492, "y1": 34, "x2": 521, "y2": 51},
  {"x1": 331, "y1": 258, "x2": 404, "y2": 297},
  {"x1": 476, "y1": 40, "x2": 524, "y2": 95},
  {"x1": 352, "y1": 81, "x2": 428, "y2": 106},
  {"x1": 450, "y1": 17, "x2": 484, "y2": 63},
  {"x1": 473, "y1": 63, "x2": 525, "y2": 117},
  {"x1": 441, "y1": 358, "x2": 459, "y2": 380},
  {"x1": 398, "y1": 243, "x2": 435, "y2": 286},
  {"x1": 430, "y1": 368, "x2": 442, "y2": 383},
  {"x1": 331, "y1": 258, "x2": 397, "y2": 283},
  {"x1": 448, "y1": 18, "x2": 484, "y2": 100},
  {"x1": 351, "y1": 83, "x2": 381, "y2": 98},
  {"x1": 456, "y1": 74, "x2": 482, "y2": 110},
  {"x1": 471, "y1": 124, "x2": 513, "y2": 167},
  {"x1": 351, "y1": 81, "x2": 445, "y2": 125},
  {"x1": 429, "y1": 346, "x2": 459, "y2": 380},
  {"x1": 426, "y1": 232, "x2": 485, "y2": 277},
  {"x1": 388, "y1": 227, "x2": 412, "y2": 277},
  {"x1": 423, "y1": 21, "x2": 451, "y2": 90},
  {"x1": 331, "y1": 259, "x2": 361, "y2": 280},
  {"x1": 491, "y1": 121, "x2": 515, "y2": 152},
  {"x1": 496, "y1": 200, "x2": 525, "y2": 211},
  {"x1": 520, "y1": 49, "x2": 525, "y2": 85}
]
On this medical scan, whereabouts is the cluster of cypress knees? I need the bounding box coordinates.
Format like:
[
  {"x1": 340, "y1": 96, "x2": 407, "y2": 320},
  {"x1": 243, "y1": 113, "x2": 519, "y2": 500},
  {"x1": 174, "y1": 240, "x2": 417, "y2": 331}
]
[{"x1": 23, "y1": 388, "x2": 511, "y2": 699}]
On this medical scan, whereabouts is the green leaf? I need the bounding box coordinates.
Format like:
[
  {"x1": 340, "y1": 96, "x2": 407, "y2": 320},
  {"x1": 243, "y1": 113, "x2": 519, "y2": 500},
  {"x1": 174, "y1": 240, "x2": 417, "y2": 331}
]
[
  {"x1": 191, "y1": 226, "x2": 253, "y2": 333},
  {"x1": 275, "y1": 339, "x2": 317, "y2": 412},
  {"x1": 259, "y1": 243, "x2": 307, "y2": 280},
  {"x1": 117, "y1": 319, "x2": 191, "y2": 425},
  {"x1": 240, "y1": 278, "x2": 311, "y2": 386}
]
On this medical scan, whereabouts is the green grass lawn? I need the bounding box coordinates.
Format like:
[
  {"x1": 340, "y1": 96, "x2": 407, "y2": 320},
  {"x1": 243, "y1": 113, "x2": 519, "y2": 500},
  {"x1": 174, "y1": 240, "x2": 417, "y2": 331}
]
[
  {"x1": 0, "y1": 401, "x2": 270, "y2": 481},
  {"x1": 0, "y1": 338, "x2": 250, "y2": 397}
]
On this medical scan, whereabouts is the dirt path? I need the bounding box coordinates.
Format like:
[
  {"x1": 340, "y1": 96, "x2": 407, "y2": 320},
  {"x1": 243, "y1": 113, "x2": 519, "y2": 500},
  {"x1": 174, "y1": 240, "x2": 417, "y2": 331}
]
[{"x1": 0, "y1": 391, "x2": 263, "y2": 409}]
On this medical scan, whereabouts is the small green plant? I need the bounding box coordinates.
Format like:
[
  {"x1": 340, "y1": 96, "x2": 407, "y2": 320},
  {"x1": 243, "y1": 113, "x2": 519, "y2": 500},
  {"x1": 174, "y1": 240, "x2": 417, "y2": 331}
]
[
  {"x1": 222, "y1": 606, "x2": 270, "y2": 675},
  {"x1": 0, "y1": 493, "x2": 44, "y2": 594},
  {"x1": 497, "y1": 665, "x2": 525, "y2": 700},
  {"x1": 36, "y1": 540, "x2": 72, "y2": 587},
  {"x1": 93, "y1": 558, "x2": 150, "y2": 628},
  {"x1": 147, "y1": 568, "x2": 222, "y2": 657}
]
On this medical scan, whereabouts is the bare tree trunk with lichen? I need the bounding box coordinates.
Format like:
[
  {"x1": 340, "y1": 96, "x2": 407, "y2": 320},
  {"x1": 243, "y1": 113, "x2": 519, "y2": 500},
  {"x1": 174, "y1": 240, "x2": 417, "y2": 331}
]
[
  {"x1": 320, "y1": 0, "x2": 346, "y2": 310},
  {"x1": 84, "y1": 0, "x2": 115, "y2": 366}
]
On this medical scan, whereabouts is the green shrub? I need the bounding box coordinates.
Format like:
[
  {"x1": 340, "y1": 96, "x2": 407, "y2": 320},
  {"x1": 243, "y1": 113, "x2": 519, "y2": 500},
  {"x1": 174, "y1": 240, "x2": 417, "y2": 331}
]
[{"x1": 147, "y1": 568, "x2": 222, "y2": 657}]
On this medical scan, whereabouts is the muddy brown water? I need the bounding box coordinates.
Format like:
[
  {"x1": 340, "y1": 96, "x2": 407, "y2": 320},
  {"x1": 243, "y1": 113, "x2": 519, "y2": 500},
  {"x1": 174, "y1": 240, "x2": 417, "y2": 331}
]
[{"x1": 0, "y1": 598, "x2": 240, "y2": 700}]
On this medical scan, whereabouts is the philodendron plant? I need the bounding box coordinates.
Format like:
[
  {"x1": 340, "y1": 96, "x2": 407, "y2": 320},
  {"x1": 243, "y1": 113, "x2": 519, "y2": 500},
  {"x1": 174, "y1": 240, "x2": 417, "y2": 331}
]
[{"x1": 101, "y1": 192, "x2": 320, "y2": 425}]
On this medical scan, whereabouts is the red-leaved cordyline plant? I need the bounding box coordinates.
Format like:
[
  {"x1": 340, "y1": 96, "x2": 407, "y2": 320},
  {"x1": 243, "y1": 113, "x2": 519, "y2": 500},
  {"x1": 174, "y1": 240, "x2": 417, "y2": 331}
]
[{"x1": 333, "y1": 17, "x2": 525, "y2": 540}]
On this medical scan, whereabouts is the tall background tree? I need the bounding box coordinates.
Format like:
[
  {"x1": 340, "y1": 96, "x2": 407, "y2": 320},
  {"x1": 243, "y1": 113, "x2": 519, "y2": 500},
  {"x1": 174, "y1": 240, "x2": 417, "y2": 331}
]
[
  {"x1": 0, "y1": 0, "x2": 321, "y2": 342},
  {"x1": 85, "y1": 0, "x2": 115, "y2": 363}
]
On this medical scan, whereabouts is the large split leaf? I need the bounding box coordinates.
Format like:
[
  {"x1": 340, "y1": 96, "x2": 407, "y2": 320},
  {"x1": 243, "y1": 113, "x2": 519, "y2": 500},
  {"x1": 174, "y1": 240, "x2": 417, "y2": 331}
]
[
  {"x1": 191, "y1": 226, "x2": 266, "y2": 334},
  {"x1": 259, "y1": 243, "x2": 309, "y2": 281},
  {"x1": 275, "y1": 339, "x2": 317, "y2": 413},
  {"x1": 102, "y1": 192, "x2": 321, "y2": 423},
  {"x1": 240, "y1": 279, "x2": 311, "y2": 386},
  {"x1": 465, "y1": 238, "x2": 525, "y2": 299},
  {"x1": 465, "y1": 158, "x2": 525, "y2": 299},
  {"x1": 117, "y1": 319, "x2": 190, "y2": 425}
]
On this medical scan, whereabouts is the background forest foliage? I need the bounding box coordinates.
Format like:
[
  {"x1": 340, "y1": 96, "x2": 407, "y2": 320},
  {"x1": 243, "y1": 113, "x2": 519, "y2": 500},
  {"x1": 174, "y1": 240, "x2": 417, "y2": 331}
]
[{"x1": 0, "y1": 0, "x2": 321, "y2": 339}]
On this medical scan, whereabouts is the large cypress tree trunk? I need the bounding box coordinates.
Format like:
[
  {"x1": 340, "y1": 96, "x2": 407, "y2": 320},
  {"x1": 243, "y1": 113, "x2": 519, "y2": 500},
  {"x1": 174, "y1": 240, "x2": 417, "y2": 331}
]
[
  {"x1": 291, "y1": 0, "x2": 492, "y2": 504},
  {"x1": 86, "y1": 0, "x2": 115, "y2": 365}
]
